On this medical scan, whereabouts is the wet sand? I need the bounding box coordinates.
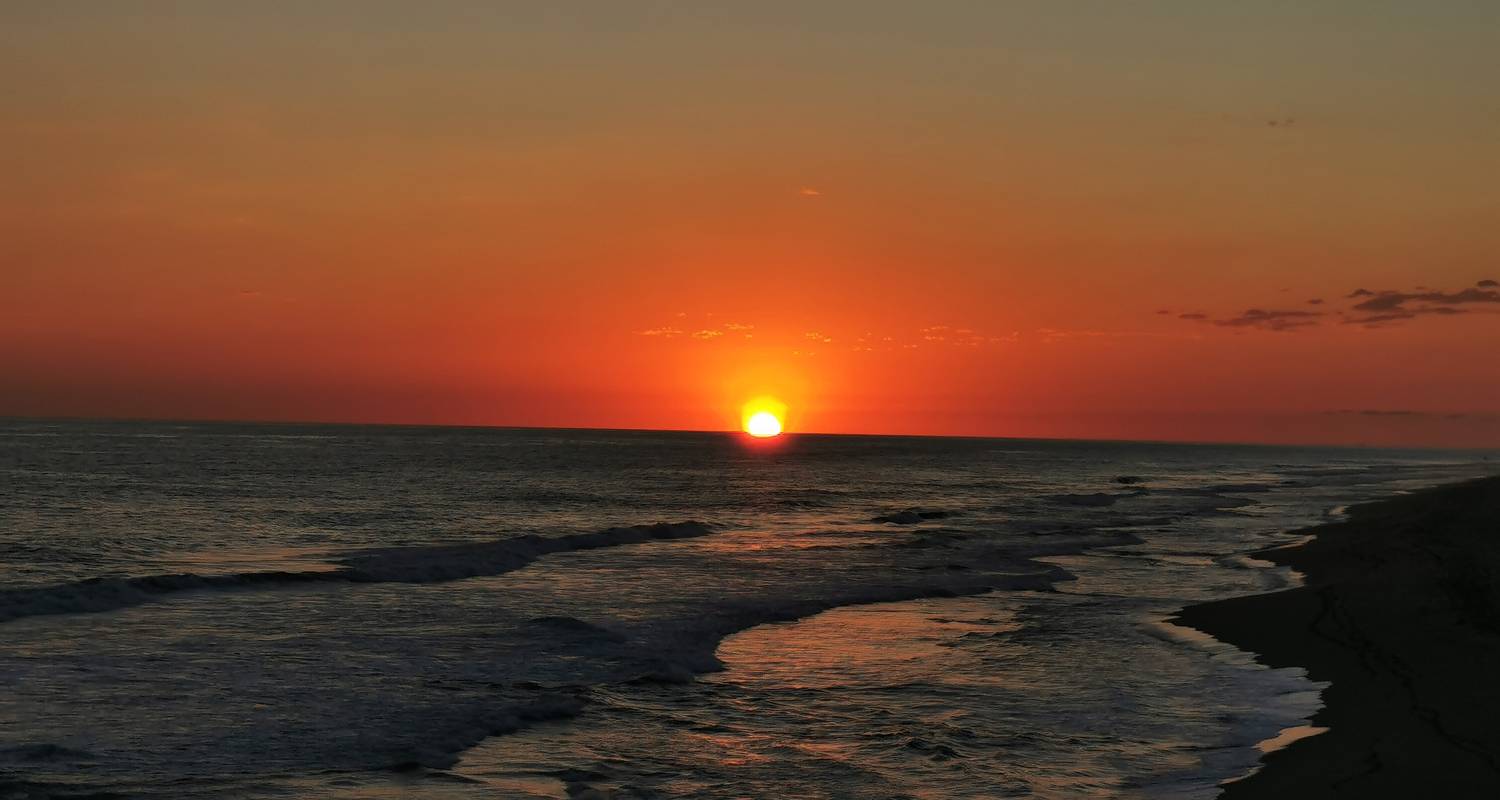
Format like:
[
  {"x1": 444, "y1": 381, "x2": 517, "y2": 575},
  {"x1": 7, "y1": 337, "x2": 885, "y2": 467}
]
[{"x1": 1175, "y1": 475, "x2": 1500, "y2": 797}]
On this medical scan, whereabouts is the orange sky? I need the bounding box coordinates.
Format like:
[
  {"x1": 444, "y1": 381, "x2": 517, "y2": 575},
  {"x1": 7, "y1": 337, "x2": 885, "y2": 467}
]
[{"x1": 3, "y1": 3, "x2": 1498, "y2": 447}]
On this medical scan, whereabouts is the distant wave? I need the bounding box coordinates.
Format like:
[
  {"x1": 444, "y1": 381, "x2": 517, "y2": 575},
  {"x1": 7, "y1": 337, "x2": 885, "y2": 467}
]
[
  {"x1": 872, "y1": 508, "x2": 954, "y2": 524},
  {"x1": 1044, "y1": 486, "x2": 1271, "y2": 513},
  {"x1": 0, "y1": 743, "x2": 96, "y2": 763},
  {"x1": 1203, "y1": 482, "x2": 1278, "y2": 494},
  {"x1": 0, "y1": 521, "x2": 713, "y2": 626},
  {"x1": 1047, "y1": 491, "x2": 1143, "y2": 508}
]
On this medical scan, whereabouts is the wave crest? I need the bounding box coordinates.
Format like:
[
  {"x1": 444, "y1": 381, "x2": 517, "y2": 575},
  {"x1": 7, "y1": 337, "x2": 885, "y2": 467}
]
[{"x1": 0, "y1": 522, "x2": 713, "y2": 625}]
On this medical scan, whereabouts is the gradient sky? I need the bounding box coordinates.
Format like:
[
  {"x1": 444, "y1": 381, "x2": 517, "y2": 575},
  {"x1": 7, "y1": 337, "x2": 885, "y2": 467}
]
[{"x1": 3, "y1": 2, "x2": 1498, "y2": 446}]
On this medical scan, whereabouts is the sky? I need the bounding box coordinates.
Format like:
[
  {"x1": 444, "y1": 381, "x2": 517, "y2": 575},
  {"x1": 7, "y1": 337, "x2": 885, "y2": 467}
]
[{"x1": 3, "y1": 2, "x2": 1498, "y2": 447}]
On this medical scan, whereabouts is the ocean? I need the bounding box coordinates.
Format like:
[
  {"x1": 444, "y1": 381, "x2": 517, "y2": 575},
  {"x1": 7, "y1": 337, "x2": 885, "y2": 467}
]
[{"x1": 0, "y1": 419, "x2": 1491, "y2": 799}]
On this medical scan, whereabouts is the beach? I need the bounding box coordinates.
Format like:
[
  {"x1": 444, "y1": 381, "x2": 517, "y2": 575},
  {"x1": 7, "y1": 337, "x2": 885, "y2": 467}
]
[
  {"x1": 1176, "y1": 475, "x2": 1500, "y2": 797},
  {"x1": 2, "y1": 419, "x2": 1495, "y2": 798}
]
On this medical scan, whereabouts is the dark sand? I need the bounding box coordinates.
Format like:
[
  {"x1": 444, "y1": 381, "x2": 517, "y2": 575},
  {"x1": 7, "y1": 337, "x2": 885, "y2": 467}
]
[{"x1": 1175, "y1": 476, "x2": 1500, "y2": 798}]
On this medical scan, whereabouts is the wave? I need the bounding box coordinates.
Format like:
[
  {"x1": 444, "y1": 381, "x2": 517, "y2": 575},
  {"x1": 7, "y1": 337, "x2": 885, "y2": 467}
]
[
  {"x1": 1203, "y1": 482, "x2": 1278, "y2": 494},
  {"x1": 353, "y1": 544, "x2": 1086, "y2": 775},
  {"x1": 872, "y1": 508, "x2": 954, "y2": 524},
  {"x1": 0, "y1": 778, "x2": 122, "y2": 800},
  {"x1": 1040, "y1": 487, "x2": 1265, "y2": 517},
  {"x1": 525, "y1": 615, "x2": 628, "y2": 642},
  {"x1": 0, "y1": 497, "x2": 1195, "y2": 787},
  {"x1": 301, "y1": 529, "x2": 1095, "y2": 775},
  {"x1": 0, "y1": 521, "x2": 713, "y2": 626},
  {"x1": 0, "y1": 516, "x2": 1089, "y2": 776},
  {"x1": 380, "y1": 692, "x2": 588, "y2": 772},
  {"x1": 0, "y1": 744, "x2": 96, "y2": 763},
  {"x1": 624, "y1": 568, "x2": 1072, "y2": 688},
  {"x1": 1047, "y1": 491, "x2": 1143, "y2": 508}
]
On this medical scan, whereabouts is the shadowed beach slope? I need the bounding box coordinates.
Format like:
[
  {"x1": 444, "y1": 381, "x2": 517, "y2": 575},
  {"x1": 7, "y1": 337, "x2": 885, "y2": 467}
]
[{"x1": 1175, "y1": 475, "x2": 1500, "y2": 797}]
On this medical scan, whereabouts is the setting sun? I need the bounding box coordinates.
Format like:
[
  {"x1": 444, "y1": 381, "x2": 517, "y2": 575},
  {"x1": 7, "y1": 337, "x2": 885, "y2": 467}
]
[
  {"x1": 745, "y1": 411, "x2": 783, "y2": 438},
  {"x1": 740, "y1": 396, "x2": 788, "y2": 437}
]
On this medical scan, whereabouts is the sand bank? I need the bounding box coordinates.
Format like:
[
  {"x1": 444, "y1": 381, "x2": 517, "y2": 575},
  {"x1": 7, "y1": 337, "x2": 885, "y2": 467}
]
[{"x1": 1176, "y1": 476, "x2": 1500, "y2": 797}]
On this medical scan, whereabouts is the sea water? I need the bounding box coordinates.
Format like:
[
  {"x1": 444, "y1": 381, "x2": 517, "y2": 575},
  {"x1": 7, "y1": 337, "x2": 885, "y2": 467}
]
[{"x1": 0, "y1": 420, "x2": 1491, "y2": 798}]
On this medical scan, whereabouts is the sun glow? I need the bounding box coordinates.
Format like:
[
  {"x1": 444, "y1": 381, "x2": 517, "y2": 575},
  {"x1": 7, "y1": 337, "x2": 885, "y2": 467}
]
[
  {"x1": 745, "y1": 411, "x2": 783, "y2": 437},
  {"x1": 740, "y1": 396, "x2": 788, "y2": 438}
]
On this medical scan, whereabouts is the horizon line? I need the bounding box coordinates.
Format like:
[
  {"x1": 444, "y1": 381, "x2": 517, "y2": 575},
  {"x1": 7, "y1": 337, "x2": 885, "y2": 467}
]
[{"x1": 2, "y1": 413, "x2": 1495, "y2": 454}]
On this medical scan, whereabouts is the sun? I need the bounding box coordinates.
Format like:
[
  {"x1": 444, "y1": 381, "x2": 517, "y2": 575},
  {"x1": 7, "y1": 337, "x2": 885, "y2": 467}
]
[
  {"x1": 740, "y1": 396, "x2": 788, "y2": 438},
  {"x1": 745, "y1": 410, "x2": 783, "y2": 438}
]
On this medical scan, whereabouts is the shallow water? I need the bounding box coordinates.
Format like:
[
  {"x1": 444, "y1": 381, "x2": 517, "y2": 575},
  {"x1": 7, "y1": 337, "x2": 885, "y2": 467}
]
[{"x1": 0, "y1": 420, "x2": 1491, "y2": 798}]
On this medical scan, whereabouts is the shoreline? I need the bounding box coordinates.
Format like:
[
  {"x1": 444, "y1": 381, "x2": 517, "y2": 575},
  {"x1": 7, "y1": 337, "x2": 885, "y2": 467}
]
[{"x1": 1174, "y1": 475, "x2": 1500, "y2": 797}]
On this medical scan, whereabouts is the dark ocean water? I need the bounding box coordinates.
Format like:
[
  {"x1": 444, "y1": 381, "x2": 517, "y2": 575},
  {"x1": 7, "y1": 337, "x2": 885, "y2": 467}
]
[{"x1": 0, "y1": 419, "x2": 1492, "y2": 799}]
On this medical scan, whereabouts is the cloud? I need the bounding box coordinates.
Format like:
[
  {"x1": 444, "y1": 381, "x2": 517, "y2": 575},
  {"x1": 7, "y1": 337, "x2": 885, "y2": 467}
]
[
  {"x1": 1336, "y1": 282, "x2": 1499, "y2": 326},
  {"x1": 1354, "y1": 288, "x2": 1498, "y2": 311},
  {"x1": 1350, "y1": 293, "x2": 1406, "y2": 312},
  {"x1": 1346, "y1": 287, "x2": 1498, "y2": 324},
  {"x1": 804, "y1": 331, "x2": 832, "y2": 343},
  {"x1": 919, "y1": 325, "x2": 995, "y2": 345},
  {"x1": 1174, "y1": 281, "x2": 1500, "y2": 332},
  {"x1": 1344, "y1": 306, "x2": 1467, "y2": 326},
  {"x1": 638, "y1": 316, "x2": 757, "y2": 341},
  {"x1": 799, "y1": 187, "x2": 821, "y2": 197},
  {"x1": 1211, "y1": 308, "x2": 1322, "y2": 331},
  {"x1": 871, "y1": 324, "x2": 1020, "y2": 349},
  {"x1": 1342, "y1": 312, "x2": 1414, "y2": 326},
  {"x1": 1036, "y1": 328, "x2": 1191, "y2": 343}
]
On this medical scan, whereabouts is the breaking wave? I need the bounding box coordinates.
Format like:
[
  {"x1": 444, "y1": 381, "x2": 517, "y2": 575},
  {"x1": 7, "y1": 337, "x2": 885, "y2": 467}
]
[{"x1": 0, "y1": 521, "x2": 713, "y2": 625}]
